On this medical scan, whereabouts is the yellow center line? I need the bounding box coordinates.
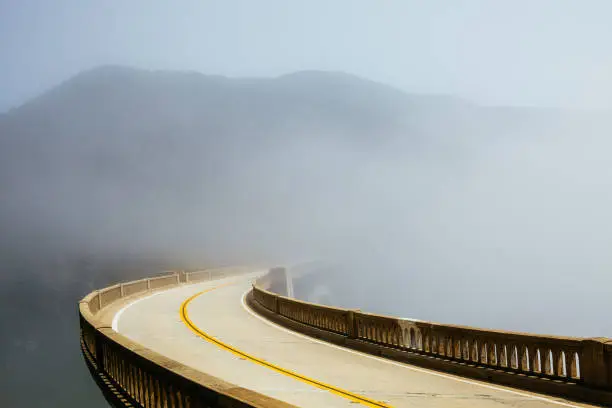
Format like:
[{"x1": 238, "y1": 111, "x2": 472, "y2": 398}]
[{"x1": 179, "y1": 284, "x2": 393, "y2": 408}]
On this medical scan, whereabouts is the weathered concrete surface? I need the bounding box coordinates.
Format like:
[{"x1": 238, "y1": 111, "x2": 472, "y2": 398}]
[{"x1": 115, "y1": 273, "x2": 597, "y2": 408}]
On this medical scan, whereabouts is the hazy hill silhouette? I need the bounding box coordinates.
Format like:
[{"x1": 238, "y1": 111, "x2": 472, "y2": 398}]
[
  {"x1": 2, "y1": 65, "x2": 605, "y2": 271},
  {"x1": 0, "y1": 66, "x2": 475, "y2": 260}
]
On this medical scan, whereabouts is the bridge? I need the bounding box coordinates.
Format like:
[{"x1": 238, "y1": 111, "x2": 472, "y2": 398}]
[{"x1": 79, "y1": 267, "x2": 612, "y2": 407}]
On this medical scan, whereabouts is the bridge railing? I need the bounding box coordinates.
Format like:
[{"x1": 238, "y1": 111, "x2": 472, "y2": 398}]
[
  {"x1": 80, "y1": 268, "x2": 291, "y2": 408},
  {"x1": 185, "y1": 266, "x2": 254, "y2": 283},
  {"x1": 251, "y1": 268, "x2": 612, "y2": 404},
  {"x1": 355, "y1": 310, "x2": 587, "y2": 381}
]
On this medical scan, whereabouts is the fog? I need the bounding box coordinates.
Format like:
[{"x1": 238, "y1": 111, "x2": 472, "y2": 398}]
[
  {"x1": 1, "y1": 2, "x2": 612, "y2": 407},
  {"x1": 5, "y1": 95, "x2": 610, "y2": 336},
  {"x1": 323, "y1": 114, "x2": 612, "y2": 337}
]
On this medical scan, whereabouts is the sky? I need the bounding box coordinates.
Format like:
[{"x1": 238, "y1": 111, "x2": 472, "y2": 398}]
[{"x1": 1, "y1": 0, "x2": 612, "y2": 112}]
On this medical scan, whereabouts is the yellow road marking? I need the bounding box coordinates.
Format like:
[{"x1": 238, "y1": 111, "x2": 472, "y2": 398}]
[{"x1": 180, "y1": 285, "x2": 393, "y2": 408}]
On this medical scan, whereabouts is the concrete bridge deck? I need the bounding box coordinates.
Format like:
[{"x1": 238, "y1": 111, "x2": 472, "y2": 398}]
[{"x1": 111, "y1": 271, "x2": 595, "y2": 408}]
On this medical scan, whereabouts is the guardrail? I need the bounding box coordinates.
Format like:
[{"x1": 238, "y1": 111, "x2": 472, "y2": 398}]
[
  {"x1": 249, "y1": 268, "x2": 612, "y2": 406},
  {"x1": 185, "y1": 267, "x2": 254, "y2": 283},
  {"x1": 79, "y1": 268, "x2": 293, "y2": 408}
]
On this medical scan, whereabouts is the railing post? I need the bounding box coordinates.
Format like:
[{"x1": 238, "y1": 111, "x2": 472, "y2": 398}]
[
  {"x1": 606, "y1": 341, "x2": 612, "y2": 386},
  {"x1": 146, "y1": 279, "x2": 151, "y2": 290},
  {"x1": 581, "y1": 338, "x2": 610, "y2": 388},
  {"x1": 95, "y1": 331, "x2": 105, "y2": 372},
  {"x1": 177, "y1": 270, "x2": 186, "y2": 283},
  {"x1": 347, "y1": 311, "x2": 356, "y2": 339},
  {"x1": 98, "y1": 291, "x2": 102, "y2": 310},
  {"x1": 120, "y1": 283, "x2": 125, "y2": 297}
]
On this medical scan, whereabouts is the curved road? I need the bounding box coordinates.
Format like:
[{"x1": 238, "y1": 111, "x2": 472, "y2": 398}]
[{"x1": 114, "y1": 272, "x2": 595, "y2": 408}]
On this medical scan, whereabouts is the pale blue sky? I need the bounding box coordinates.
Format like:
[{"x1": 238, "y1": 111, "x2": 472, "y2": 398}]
[{"x1": 1, "y1": 0, "x2": 611, "y2": 111}]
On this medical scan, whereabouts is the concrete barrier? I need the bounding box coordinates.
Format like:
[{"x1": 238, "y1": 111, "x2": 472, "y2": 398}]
[
  {"x1": 185, "y1": 266, "x2": 253, "y2": 283},
  {"x1": 148, "y1": 274, "x2": 179, "y2": 290},
  {"x1": 250, "y1": 270, "x2": 612, "y2": 406},
  {"x1": 79, "y1": 268, "x2": 293, "y2": 408},
  {"x1": 99, "y1": 284, "x2": 122, "y2": 308},
  {"x1": 122, "y1": 278, "x2": 149, "y2": 297}
]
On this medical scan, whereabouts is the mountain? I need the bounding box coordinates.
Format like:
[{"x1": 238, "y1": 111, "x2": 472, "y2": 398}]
[
  {"x1": 1, "y1": 65, "x2": 606, "y2": 263},
  {"x1": 0, "y1": 66, "x2": 471, "y2": 259},
  {"x1": 1, "y1": 66, "x2": 470, "y2": 148}
]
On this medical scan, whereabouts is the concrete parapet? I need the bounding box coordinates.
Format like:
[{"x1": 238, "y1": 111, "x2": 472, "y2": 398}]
[
  {"x1": 122, "y1": 278, "x2": 149, "y2": 297},
  {"x1": 79, "y1": 267, "x2": 293, "y2": 408},
  {"x1": 148, "y1": 274, "x2": 179, "y2": 290},
  {"x1": 185, "y1": 266, "x2": 253, "y2": 283},
  {"x1": 250, "y1": 270, "x2": 612, "y2": 406}
]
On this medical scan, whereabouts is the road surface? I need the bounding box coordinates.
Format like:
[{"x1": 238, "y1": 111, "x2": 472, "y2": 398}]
[{"x1": 113, "y1": 271, "x2": 595, "y2": 408}]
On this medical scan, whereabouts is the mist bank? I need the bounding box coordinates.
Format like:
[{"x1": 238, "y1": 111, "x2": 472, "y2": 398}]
[
  {"x1": 2, "y1": 66, "x2": 612, "y2": 340},
  {"x1": 320, "y1": 124, "x2": 612, "y2": 338},
  {"x1": 2, "y1": 67, "x2": 607, "y2": 261}
]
